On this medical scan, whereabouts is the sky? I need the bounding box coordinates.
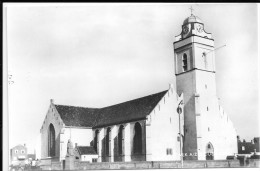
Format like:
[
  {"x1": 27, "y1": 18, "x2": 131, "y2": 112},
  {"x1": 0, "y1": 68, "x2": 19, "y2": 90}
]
[{"x1": 4, "y1": 3, "x2": 259, "y2": 154}]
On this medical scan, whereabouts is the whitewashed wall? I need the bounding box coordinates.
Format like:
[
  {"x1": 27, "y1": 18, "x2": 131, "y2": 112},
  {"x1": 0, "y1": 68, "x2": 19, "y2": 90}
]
[
  {"x1": 81, "y1": 154, "x2": 98, "y2": 162},
  {"x1": 146, "y1": 86, "x2": 183, "y2": 161},
  {"x1": 195, "y1": 70, "x2": 237, "y2": 159}
]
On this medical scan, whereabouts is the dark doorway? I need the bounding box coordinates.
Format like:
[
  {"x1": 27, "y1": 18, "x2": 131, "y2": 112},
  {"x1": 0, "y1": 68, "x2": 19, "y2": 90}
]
[
  {"x1": 206, "y1": 142, "x2": 214, "y2": 160},
  {"x1": 62, "y1": 160, "x2": 65, "y2": 170}
]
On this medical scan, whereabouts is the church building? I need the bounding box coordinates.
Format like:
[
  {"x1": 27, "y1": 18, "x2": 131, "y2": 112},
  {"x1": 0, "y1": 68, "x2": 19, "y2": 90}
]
[{"x1": 40, "y1": 14, "x2": 238, "y2": 163}]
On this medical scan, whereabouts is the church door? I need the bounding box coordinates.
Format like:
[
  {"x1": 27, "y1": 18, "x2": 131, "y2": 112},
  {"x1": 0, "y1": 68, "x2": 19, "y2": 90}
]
[{"x1": 206, "y1": 142, "x2": 214, "y2": 160}]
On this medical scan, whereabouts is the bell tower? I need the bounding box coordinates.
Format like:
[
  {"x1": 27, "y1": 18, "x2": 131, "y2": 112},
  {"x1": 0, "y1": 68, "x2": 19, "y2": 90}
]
[{"x1": 174, "y1": 14, "x2": 217, "y2": 160}]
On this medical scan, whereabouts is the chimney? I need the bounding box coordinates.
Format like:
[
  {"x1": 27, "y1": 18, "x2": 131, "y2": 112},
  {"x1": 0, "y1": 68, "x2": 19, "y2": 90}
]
[
  {"x1": 50, "y1": 99, "x2": 54, "y2": 104},
  {"x1": 75, "y1": 143, "x2": 78, "y2": 147}
]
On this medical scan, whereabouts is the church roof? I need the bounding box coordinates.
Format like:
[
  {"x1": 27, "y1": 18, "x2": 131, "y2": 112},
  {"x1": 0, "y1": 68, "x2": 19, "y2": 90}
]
[
  {"x1": 55, "y1": 105, "x2": 98, "y2": 127},
  {"x1": 54, "y1": 90, "x2": 168, "y2": 128},
  {"x1": 76, "y1": 146, "x2": 97, "y2": 155},
  {"x1": 94, "y1": 90, "x2": 168, "y2": 128}
]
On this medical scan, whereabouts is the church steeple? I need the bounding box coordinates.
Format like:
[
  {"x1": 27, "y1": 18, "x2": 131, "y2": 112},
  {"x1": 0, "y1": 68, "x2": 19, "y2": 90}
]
[
  {"x1": 174, "y1": 13, "x2": 217, "y2": 160},
  {"x1": 178, "y1": 13, "x2": 212, "y2": 40},
  {"x1": 174, "y1": 14, "x2": 215, "y2": 74}
]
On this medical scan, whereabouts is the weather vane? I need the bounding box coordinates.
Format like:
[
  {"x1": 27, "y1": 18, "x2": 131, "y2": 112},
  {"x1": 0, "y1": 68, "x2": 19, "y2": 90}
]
[{"x1": 189, "y1": 6, "x2": 194, "y2": 16}]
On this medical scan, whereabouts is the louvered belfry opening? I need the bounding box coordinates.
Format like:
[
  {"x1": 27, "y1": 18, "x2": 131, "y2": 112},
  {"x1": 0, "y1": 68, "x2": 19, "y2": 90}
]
[
  {"x1": 48, "y1": 124, "x2": 55, "y2": 157},
  {"x1": 133, "y1": 122, "x2": 142, "y2": 154}
]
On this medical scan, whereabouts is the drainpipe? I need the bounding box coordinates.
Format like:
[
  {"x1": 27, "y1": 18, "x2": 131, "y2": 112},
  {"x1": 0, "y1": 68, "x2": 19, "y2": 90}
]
[{"x1": 177, "y1": 100, "x2": 184, "y2": 168}]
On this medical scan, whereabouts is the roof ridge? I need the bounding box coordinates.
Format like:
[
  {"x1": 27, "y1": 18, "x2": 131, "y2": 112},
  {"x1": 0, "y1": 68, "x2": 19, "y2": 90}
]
[
  {"x1": 54, "y1": 90, "x2": 168, "y2": 110},
  {"x1": 100, "y1": 90, "x2": 168, "y2": 109},
  {"x1": 55, "y1": 104, "x2": 99, "y2": 110}
]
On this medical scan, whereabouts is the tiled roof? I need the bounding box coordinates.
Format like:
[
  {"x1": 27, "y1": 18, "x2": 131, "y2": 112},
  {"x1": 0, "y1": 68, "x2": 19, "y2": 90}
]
[
  {"x1": 54, "y1": 90, "x2": 168, "y2": 128},
  {"x1": 55, "y1": 105, "x2": 98, "y2": 127},
  {"x1": 94, "y1": 90, "x2": 168, "y2": 128},
  {"x1": 76, "y1": 146, "x2": 97, "y2": 155}
]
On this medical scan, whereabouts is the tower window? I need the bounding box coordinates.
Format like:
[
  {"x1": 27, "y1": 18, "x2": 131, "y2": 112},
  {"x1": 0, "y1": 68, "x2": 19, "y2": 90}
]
[
  {"x1": 202, "y1": 52, "x2": 208, "y2": 69},
  {"x1": 182, "y1": 53, "x2": 188, "y2": 71},
  {"x1": 205, "y1": 84, "x2": 207, "y2": 89},
  {"x1": 207, "y1": 106, "x2": 209, "y2": 111}
]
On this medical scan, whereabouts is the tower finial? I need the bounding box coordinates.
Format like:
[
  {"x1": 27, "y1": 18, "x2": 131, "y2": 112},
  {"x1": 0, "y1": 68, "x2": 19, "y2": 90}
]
[{"x1": 189, "y1": 6, "x2": 194, "y2": 16}]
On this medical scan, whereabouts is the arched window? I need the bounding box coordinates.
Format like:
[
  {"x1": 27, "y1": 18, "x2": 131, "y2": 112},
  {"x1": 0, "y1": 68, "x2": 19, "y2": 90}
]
[
  {"x1": 182, "y1": 53, "x2": 188, "y2": 71},
  {"x1": 48, "y1": 124, "x2": 55, "y2": 157},
  {"x1": 118, "y1": 125, "x2": 125, "y2": 155},
  {"x1": 206, "y1": 142, "x2": 214, "y2": 160},
  {"x1": 202, "y1": 52, "x2": 208, "y2": 69},
  {"x1": 105, "y1": 127, "x2": 111, "y2": 156},
  {"x1": 133, "y1": 122, "x2": 142, "y2": 154},
  {"x1": 94, "y1": 130, "x2": 99, "y2": 153}
]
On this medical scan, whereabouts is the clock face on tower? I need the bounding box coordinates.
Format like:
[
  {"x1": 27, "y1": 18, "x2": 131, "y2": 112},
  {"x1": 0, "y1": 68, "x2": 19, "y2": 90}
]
[
  {"x1": 183, "y1": 26, "x2": 189, "y2": 34},
  {"x1": 196, "y1": 24, "x2": 204, "y2": 33},
  {"x1": 182, "y1": 24, "x2": 191, "y2": 38}
]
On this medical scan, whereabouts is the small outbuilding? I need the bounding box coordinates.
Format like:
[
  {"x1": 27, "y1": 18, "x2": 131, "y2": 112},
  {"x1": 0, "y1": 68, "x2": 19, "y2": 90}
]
[{"x1": 74, "y1": 146, "x2": 98, "y2": 163}]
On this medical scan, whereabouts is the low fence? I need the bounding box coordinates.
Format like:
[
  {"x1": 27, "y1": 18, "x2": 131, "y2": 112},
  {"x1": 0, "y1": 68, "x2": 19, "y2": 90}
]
[{"x1": 40, "y1": 159, "x2": 259, "y2": 170}]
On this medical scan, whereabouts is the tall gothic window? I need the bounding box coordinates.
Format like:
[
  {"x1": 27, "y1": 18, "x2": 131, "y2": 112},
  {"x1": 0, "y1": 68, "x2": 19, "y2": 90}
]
[
  {"x1": 118, "y1": 125, "x2": 125, "y2": 155},
  {"x1": 105, "y1": 127, "x2": 111, "y2": 156},
  {"x1": 182, "y1": 53, "x2": 188, "y2": 71},
  {"x1": 94, "y1": 130, "x2": 99, "y2": 153},
  {"x1": 133, "y1": 122, "x2": 142, "y2": 154},
  {"x1": 48, "y1": 124, "x2": 55, "y2": 157}
]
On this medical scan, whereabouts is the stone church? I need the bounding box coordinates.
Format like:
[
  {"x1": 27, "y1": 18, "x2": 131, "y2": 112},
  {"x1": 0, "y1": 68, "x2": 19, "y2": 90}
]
[{"x1": 40, "y1": 14, "x2": 238, "y2": 163}]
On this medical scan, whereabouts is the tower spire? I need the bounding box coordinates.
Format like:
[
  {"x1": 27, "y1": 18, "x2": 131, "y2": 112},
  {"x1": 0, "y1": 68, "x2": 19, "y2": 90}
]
[{"x1": 189, "y1": 6, "x2": 194, "y2": 16}]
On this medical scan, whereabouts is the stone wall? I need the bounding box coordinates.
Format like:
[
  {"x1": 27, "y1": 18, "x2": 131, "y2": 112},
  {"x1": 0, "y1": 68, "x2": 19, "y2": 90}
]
[
  {"x1": 40, "y1": 159, "x2": 260, "y2": 170},
  {"x1": 146, "y1": 88, "x2": 183, "y2": 161},
  {"x1": 76, "y1": 160, "x2": 251, "y2": 170}
]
